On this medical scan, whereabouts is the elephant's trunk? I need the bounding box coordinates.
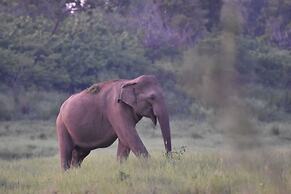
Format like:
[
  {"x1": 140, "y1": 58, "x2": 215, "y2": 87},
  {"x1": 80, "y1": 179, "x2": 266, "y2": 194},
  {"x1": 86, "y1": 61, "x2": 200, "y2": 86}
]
[{"x1": 154, "y1": 103, "x2": 172, "y2": 153}]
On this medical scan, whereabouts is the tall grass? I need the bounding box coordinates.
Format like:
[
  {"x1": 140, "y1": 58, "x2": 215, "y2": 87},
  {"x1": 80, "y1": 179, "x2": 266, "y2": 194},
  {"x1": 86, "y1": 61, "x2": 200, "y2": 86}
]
[{"x1": 1, "y1": 149, "x2": 290, "y2": 194}]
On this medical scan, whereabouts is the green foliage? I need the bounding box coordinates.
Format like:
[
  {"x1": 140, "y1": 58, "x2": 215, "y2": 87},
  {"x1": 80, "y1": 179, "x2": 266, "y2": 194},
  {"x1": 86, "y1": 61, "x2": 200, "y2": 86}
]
[
  {"x1": 0, "y1": 90, "x2": 67, "y2": 121},
  {"x1": 0, "y1": 93, "x2": 14, "y2": 120},
  {"x1": 168, "y1": 145, "x2": 187, "y2": 161},
  {"x1": 53, "y1": 11, "x2": 148, "y2": 89},
  {"x1": 0, "y1": 12, "x2": 65, "y2": 88},
  {"x1": 155, "y1": 0, "x2": 207, "y2": 43},
  {"x1": 0, "y1": 10, "x2": 148, "y2": 91},
  {"x1": 177, "y1": 35, "x2": 291, "y2": 91},
  {"x1": 244, "y1": 0, "x2": 291, "y2": 49},
  {"x1": 0, "y1": 1, "x2": 291, "y2": 121},
  {"x1": 237, "y1": 37, "x2": 291, "y2": 88},
  {"x1": 200, "y1": 0, "x2": 223, "y2": 32},
  {"x1": 166, "y1": 34, "x2": 291, "y2": 120}
]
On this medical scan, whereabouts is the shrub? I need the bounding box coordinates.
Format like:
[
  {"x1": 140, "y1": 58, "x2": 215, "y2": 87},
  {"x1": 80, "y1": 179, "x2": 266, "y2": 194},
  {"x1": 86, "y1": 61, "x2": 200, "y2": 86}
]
[
  {"x1": 0, "y1": 93, "x2": 14, "y2": 120},
  {"x1": 0, "y1": 89, "x2": 68, "y2": 120}
]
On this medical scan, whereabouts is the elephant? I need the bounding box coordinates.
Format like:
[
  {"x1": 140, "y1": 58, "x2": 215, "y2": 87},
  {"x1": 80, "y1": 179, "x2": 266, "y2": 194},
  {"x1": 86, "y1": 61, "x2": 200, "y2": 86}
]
[{"x1": 56, "y1": 75, "x2": 172, "y2": 170}]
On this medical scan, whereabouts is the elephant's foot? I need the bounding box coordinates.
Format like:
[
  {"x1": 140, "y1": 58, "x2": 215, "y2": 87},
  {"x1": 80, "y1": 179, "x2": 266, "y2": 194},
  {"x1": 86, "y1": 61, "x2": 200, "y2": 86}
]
[
  {"x1": 71, "y1": 147, "x2": 90, "y2": 168},
  {"x1": 62, "y1": 160, "x2": 71, "y2": 171}
]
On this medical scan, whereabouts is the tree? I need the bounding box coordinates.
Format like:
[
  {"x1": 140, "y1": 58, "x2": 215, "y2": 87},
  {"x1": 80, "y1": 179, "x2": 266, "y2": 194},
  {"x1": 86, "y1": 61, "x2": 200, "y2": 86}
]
[{"x1": 0, "y1": 8, "x2": 149, "y2": 91}]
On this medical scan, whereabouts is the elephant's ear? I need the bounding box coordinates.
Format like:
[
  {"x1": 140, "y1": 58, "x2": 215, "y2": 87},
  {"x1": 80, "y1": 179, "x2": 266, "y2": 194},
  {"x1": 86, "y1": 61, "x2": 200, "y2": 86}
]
[{"x1": 118, "y1": 81, "x2": 137, "y2": 108}]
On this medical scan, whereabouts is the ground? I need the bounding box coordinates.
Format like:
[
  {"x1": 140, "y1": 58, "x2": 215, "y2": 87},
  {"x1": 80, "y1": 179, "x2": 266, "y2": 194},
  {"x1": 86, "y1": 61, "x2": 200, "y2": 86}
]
[{"x1": 1, "y1": 118, "x2": 291, "y2": 193}]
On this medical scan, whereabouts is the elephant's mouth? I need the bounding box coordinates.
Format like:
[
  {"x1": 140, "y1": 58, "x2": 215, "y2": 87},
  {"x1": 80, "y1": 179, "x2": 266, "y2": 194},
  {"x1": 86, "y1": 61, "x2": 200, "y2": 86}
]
[
  {"x1": 140, "y1": 107, "x2": 157, "y2": 126},
  {"x1": 149, "y1": 114, "x2": 157, "y2": 126}
]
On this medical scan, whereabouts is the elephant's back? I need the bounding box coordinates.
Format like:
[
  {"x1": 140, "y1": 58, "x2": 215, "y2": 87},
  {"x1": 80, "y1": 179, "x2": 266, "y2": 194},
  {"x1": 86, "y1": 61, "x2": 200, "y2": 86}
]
[
  {"x1": 60, "y1": 93, "x2": 99, "y2": 127},
  {"x1": 84, "y1": 79, "x2": 121, "y2": 94}
]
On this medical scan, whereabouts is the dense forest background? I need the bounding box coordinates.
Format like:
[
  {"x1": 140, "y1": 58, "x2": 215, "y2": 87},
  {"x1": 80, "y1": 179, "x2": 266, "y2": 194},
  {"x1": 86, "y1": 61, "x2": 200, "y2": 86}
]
[{"x1": 0, "y1": 0, "x2": 290, "y2": 122}]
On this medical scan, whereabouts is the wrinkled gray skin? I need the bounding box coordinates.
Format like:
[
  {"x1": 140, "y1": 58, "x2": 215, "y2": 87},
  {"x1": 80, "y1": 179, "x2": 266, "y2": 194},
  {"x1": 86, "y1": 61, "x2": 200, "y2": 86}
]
[{"x1": 56, "y1": 75, "x2": 172, "y2": 170}]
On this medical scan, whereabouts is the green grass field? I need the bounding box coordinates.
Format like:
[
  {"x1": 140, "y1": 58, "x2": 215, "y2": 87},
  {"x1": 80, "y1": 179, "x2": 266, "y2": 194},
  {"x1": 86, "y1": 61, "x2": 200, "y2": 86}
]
[
  {"x1": 1, "y1": 150, "x2": 291, "y2": 194},
  {"x1": 1, "y1": 119, "x2": 291, "y2": 194}
]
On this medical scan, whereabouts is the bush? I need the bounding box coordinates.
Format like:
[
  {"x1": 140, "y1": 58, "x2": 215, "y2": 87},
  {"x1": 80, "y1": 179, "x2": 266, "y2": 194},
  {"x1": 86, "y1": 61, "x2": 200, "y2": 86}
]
[
  {"x1": 0, "y1": 89, "x2": 68, "y2": 121},
  {"x1": 0, "y1": 93, "x2": 14, "y2": 120},
  {"x1": 237, "y1": 37, "x2": 291, "y2": 89}
]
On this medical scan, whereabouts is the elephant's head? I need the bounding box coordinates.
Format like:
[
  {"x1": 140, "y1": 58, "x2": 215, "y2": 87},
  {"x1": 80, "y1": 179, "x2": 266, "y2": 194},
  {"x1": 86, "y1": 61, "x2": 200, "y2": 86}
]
[{"x1": 118, "y1": 75, "x2": 172, "y2": 153}]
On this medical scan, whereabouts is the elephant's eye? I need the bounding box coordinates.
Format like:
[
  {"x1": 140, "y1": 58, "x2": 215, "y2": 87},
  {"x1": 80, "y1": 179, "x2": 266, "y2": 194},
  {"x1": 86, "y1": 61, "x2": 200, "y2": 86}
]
[{"x1": 149, "y1": 94, "x2": 155, "y2": 100}]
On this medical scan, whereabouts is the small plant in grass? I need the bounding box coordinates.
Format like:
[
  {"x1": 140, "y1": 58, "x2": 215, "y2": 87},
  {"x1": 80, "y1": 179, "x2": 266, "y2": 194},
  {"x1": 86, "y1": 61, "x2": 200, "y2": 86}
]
[
  {"x1": 118, "y1": 170, "x2": 130, "y2": 181},
  {"x1": 166, "y1": 145, "x2": 187, "y2": 161},
  {"x1": 271, "y1": 125, "x2": 280, "y2": 136}
]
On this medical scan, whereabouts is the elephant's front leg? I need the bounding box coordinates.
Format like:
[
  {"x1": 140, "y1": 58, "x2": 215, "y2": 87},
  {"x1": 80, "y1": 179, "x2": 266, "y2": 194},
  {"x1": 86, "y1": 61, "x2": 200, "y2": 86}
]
[
  {"x1": 117, "y1": 139, "x2": 130, "y2": 162},
  {"x1": 109, "y1": 104, "x2": 149, "y2": 158},
  {"x1": 109, "y1": 113, "x2": 148, "y2": 158},
  {"x1": 115, "y1": 125, "x2": 149, "y2": 157}
]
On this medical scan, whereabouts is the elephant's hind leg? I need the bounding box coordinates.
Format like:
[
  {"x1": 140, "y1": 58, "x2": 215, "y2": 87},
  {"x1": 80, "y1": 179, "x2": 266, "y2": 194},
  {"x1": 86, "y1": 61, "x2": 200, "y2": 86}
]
[
  {"x1": 71, "y1": 147, "x2": 90, "y2": 168},
  {"x1": 56, "y1": 117, "x2": 73, "y2": 171}
]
